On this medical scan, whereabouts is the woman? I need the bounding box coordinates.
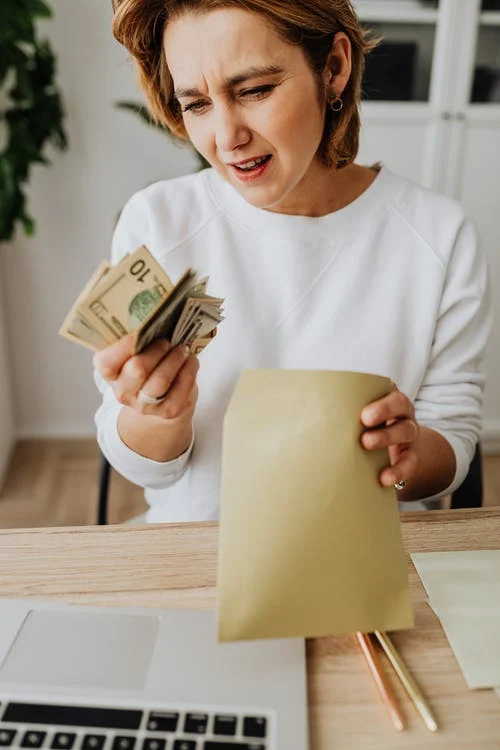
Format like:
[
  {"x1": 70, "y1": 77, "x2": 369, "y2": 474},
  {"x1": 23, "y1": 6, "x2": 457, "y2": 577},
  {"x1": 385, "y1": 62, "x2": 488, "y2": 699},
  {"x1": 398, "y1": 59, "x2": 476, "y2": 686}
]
[{"x1": 94, "y1": 0, "x2": 491, "y2": 523}]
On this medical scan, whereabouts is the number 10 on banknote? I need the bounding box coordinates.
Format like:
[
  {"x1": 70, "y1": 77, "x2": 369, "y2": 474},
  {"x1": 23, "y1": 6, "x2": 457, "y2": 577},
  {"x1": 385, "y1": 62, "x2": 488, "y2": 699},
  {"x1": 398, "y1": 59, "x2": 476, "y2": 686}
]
[{"x1": 59, "y1": 245, "x2": 224, "y2": 356}]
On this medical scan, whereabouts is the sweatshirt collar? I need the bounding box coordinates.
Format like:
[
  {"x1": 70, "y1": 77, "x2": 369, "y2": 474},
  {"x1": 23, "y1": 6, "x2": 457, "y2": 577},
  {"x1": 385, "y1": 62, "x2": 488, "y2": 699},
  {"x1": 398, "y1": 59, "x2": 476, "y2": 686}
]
[{"x1": 204, "y1": 165, "x2": 391, "y2": 238}]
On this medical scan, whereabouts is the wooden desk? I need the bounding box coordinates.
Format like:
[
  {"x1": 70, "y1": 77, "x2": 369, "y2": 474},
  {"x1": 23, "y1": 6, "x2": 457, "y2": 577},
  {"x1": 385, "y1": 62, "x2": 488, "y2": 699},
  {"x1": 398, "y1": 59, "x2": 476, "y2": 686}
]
[{"x1": 0, "y1": 508, "x2": 499, "y2": 749}]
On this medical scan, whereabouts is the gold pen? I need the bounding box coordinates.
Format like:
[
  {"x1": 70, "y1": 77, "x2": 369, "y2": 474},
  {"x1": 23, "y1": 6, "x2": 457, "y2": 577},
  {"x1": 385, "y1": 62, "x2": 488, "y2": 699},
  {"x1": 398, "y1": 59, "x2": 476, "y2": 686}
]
[
  {"x1": 374, "y1": 630, "x2": 438, "y2": 732},
  {"x1": 356, "y1": 632, "x2": 405, "y2": 731}
]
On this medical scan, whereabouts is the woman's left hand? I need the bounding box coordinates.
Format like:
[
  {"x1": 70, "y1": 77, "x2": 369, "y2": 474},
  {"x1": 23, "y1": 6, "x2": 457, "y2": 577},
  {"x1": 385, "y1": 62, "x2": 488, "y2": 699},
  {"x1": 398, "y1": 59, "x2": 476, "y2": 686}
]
[{"x1": 360, "y1": 385, "x2": 420, "y2": 490}]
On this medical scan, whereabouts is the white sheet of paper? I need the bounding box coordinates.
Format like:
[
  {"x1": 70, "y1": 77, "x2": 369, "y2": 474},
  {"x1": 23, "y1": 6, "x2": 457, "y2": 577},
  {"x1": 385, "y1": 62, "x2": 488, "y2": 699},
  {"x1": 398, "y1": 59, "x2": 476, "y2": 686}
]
[{"x1": 411, "y1": 550, "x2": 500, "y2": 689}]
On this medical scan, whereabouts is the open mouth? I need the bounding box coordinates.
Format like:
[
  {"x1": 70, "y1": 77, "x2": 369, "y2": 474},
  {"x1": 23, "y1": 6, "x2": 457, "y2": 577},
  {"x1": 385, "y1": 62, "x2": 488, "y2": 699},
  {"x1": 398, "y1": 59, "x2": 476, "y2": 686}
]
[
  {"x1": 230, "y1": 155, "x2": 272, "y2": 180},
  {"x1": 233, "y1": 155, "x2": 271, "y2": 171}
]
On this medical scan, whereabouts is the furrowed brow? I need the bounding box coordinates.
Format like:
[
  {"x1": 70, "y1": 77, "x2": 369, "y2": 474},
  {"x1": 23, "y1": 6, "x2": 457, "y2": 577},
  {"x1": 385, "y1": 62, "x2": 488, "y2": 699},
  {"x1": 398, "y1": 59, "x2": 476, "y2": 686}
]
[
  {"x1": 225, "y1": 65, "x2": 284, "y2": 88},
  {"x1": 174, "y1": 65, "x2": 284, "y2": 98}
]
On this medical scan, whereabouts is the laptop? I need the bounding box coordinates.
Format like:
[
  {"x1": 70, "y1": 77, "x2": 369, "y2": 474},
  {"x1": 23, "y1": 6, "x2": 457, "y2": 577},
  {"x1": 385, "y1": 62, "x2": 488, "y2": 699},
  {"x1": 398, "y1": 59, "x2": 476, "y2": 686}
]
[{"x1": 0, "y1": 599, "x2": 309, "y2": 750}]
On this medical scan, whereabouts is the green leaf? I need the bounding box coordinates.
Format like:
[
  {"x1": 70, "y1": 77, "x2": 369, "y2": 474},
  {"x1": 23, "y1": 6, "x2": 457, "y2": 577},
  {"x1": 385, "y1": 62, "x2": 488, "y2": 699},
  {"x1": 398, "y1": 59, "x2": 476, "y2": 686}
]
[
  {"x1": 0, "y1": 153, "x2": 17, "y2": 198},
  {"x1": 0, "y1": 0, "x2": 67, "y2": 242},
  {"x1": 2, "y1": 10, "x2": 36, "y2": 45},
  {"x1": 24, "y1": 0, "x2": 53, "y2": 20},
  {"x1": 9, "y1": 65, "x2": 34, "y2": 103},
  {"x1": 21, "y1": 211, "x2": 36, "y2": 235},
  {"x1": 30, "y1": 40, "x2": 56, "y2": 89}
]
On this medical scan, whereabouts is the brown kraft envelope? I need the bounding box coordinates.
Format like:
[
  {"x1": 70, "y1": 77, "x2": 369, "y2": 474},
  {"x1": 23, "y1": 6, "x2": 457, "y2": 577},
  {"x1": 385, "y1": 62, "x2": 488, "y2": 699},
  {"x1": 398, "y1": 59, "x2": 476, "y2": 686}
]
[{"x1": 217, "y1": 369, "x2": 414, "y2": 642}]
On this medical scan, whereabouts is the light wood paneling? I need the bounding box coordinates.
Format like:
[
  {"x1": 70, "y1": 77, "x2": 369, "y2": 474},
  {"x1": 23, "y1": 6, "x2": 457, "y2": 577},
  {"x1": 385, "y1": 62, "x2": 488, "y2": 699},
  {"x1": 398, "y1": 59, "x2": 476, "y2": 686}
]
[{"x1": 0, "y1": 439, "x2": 498, "y2": 529}]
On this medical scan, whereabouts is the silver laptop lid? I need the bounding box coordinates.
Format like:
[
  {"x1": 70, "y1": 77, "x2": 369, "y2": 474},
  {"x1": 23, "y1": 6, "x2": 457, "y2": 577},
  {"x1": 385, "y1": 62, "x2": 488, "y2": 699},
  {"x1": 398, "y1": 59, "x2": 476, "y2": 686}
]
[{"x1": 0, "y1": 599, "x2": 309, "y2": 750}]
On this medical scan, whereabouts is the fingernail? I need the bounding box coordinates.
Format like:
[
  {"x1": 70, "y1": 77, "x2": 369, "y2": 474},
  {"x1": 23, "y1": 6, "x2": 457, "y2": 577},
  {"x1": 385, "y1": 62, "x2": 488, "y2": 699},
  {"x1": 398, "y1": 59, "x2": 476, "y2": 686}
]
[
  {"x1": 381, "y1": 474, "x2": 394, "y2": 488},
  {"x1": 362, "y1": 433, "x2": 376, "y2": 449},
  {"x1": 161, "y1": 339, "x2": 171, "y2": 352},
  {"x1": 362, "y1": 407, "x2": 377, "y2": 424},
  {"x1": 183, "y1": 345, "x2": 190, "y2": 357}
]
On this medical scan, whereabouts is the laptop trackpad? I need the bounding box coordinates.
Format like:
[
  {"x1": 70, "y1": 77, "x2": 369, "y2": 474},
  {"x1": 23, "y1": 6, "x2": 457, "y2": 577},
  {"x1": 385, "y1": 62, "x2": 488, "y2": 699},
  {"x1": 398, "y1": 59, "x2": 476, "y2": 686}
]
[{"x1": 0, "y1": 610, "x2": 159, "y2": 690}]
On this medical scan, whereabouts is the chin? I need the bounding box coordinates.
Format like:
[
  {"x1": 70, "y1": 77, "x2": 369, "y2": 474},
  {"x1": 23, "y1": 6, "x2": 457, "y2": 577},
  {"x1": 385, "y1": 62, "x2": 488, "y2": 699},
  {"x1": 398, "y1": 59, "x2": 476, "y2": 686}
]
[{"x1": 234, "y1": 183, "x2": 286, "y2": 211}]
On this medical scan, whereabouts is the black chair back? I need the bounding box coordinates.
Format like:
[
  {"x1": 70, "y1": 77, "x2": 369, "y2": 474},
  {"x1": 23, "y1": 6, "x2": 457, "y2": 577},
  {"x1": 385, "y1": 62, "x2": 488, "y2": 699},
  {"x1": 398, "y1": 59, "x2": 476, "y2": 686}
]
[
  {"x1": 450, "y1": 444, "x2": 483, "y2": 509},
  {"x1": 97, "y1": 453, "x2": 111, "y2": 525}
]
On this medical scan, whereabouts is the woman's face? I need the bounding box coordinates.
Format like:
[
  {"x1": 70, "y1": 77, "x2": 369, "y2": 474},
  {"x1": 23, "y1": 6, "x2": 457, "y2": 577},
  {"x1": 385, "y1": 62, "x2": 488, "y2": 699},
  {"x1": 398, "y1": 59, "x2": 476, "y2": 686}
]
[{"x1": 164, "y1": 7, "x2": 337, "y2": 214}]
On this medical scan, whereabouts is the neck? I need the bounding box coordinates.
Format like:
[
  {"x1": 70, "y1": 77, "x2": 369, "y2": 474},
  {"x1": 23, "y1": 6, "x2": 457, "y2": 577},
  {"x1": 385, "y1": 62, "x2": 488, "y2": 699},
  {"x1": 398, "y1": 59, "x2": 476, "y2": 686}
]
[{"x1": 267, "y1": 163, "x2": 378, "y2": 218}]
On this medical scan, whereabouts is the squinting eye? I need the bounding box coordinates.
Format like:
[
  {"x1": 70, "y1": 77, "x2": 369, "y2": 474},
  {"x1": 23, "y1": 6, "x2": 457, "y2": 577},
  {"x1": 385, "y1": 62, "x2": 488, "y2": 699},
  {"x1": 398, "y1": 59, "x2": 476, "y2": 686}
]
[
  {"x1": 240, "y1": 85, "x2": 275, "y2": 99},
  {"x1": 181, "y1": 101, "x2": 208, "y2": 114}
]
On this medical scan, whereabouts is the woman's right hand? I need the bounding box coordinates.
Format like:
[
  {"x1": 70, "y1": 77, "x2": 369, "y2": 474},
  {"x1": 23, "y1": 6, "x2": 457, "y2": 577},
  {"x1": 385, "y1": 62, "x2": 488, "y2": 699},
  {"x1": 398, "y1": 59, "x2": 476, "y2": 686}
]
[{"x1": 93, "y1": 334, "x2": 200, "y2": 461}]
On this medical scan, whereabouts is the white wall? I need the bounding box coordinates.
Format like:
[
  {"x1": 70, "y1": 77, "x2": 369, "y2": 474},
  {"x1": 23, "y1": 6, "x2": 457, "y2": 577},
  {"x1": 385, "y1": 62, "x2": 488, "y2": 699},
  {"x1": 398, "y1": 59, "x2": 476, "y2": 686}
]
[
  {"x1": 3, "y1": 0, "x2": 198, "y2": 437},
  {"x1": 0, "y1": 251, "x2": 14, "y2": 484}
]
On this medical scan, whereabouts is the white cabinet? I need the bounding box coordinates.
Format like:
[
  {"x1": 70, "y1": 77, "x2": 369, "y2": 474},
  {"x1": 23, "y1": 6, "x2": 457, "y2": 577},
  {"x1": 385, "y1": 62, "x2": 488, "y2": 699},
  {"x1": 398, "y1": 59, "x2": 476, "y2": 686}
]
[{"x1": 355, "y1": 0, "x2": 500, "y2": 450}]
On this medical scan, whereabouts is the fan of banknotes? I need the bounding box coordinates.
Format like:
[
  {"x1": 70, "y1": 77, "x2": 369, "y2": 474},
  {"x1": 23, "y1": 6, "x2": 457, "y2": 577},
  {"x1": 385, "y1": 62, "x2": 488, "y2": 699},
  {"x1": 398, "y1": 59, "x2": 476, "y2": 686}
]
[{"x1": 59, "y1": 245, "x2": 224, "y2": 356}]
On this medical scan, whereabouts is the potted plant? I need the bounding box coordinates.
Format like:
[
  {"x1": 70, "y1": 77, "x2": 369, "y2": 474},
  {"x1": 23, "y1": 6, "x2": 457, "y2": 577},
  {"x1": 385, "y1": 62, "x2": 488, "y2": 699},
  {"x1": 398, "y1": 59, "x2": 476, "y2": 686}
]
[
  {"x1": 1, "y1": 0, "x2": 68, "y2": 241},
  {"x1": 0, "y1": 0, "x2": 68, "y2": 485}
]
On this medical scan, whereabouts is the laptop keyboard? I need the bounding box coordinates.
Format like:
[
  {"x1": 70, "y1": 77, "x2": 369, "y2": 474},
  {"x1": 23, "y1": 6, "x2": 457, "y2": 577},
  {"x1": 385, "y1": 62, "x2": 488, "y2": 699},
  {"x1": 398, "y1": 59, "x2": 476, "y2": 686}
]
[{"x1": 0, "y1": 702, "x2": 272, "y2": 750}]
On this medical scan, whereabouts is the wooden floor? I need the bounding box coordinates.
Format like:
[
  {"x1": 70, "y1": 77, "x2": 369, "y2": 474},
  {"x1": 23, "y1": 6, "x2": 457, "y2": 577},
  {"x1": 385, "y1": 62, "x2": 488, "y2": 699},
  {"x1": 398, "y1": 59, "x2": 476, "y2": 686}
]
[
  {"x1": 0, "y1": 439, "x2": 147, "y2": 528},
  {"x1": 0, "y1": 438, "x2": 499, "y2": 529}
]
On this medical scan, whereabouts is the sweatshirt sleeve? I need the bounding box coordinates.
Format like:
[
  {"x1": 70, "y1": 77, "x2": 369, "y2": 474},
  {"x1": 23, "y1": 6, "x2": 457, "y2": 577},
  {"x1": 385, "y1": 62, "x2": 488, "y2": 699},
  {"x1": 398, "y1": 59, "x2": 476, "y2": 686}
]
[
  {"x1": 93, "y1": 191, "x2": 194, "y2": 490},
  {"x1": 415, "y1": 216, "x2": 492, "y2": 500}
]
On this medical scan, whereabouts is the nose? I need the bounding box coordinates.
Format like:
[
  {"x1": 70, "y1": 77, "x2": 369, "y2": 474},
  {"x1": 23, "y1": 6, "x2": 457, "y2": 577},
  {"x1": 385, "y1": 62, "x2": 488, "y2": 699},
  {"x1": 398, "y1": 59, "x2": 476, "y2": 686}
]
[{"x1": 214, "y1": 103, "x2": 251, "y2": 155}]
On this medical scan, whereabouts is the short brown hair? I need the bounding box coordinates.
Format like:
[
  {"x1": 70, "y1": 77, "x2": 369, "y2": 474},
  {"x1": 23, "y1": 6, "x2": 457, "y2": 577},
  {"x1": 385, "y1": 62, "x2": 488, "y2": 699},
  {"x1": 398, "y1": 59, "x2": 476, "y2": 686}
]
[{"x1": 112, "y1": 0, "x2": 376, "y2": 168}]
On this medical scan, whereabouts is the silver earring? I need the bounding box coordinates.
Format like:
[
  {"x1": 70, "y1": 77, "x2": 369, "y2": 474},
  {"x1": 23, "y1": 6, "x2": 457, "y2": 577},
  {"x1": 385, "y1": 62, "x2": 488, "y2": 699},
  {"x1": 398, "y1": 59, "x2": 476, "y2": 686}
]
[{"x1": 329, "y1": 95, "x2": 343, "y2": 112}]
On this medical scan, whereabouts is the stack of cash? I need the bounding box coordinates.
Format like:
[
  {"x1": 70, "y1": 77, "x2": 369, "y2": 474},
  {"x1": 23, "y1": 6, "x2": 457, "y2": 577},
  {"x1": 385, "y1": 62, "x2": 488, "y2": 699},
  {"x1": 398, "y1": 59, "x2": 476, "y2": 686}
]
[{"x1": 59, "y1": 245, "x2": 224, "y2": 356}]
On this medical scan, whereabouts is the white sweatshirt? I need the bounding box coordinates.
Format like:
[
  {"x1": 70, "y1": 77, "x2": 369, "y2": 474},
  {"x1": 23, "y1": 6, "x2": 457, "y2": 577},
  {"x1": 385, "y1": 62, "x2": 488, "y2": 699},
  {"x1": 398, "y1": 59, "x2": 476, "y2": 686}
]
[{"x1": 94, "y1": 166, "x2": 491, "y2": 523}]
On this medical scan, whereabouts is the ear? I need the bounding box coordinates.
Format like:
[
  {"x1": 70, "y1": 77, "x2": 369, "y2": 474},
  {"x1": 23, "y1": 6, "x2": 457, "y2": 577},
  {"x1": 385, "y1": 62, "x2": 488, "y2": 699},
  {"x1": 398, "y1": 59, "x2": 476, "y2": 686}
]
[{"x1": 322, "y1": 32, "x2": 352, "y2": 98}]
